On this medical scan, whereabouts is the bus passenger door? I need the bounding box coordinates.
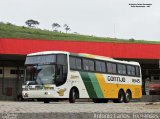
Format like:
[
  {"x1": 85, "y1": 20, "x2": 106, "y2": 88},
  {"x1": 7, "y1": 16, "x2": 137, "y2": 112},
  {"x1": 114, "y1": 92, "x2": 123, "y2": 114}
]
[{"x1": 55, "y1": 65, "x2": 67, "y2": 86}]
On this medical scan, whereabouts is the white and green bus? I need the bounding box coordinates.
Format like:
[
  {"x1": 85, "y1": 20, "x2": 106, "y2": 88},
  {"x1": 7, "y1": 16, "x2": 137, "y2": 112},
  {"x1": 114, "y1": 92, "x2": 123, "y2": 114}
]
[{"x1": 22, "y1": 51, "x2": 142, "y2": 103}]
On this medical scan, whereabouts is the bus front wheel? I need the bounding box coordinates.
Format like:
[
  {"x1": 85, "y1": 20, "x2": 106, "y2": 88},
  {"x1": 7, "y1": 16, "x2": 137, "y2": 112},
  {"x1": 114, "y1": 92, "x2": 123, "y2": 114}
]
[{"x1": 69, "y1": 88, "x2": 78, "y2": 103}]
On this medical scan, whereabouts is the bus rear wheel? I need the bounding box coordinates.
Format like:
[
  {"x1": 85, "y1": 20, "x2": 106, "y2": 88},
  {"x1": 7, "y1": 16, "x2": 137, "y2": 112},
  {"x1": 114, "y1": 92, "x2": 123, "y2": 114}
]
[
  {"x1": 69, "y1": 88, "x2": 78, "y2": 103},
  {"x1": 124, "y1": 90, "x2": 131, "y2": 103},
  {"x1": 113, "y1": 90, "x2": 124, "y2": 103}
]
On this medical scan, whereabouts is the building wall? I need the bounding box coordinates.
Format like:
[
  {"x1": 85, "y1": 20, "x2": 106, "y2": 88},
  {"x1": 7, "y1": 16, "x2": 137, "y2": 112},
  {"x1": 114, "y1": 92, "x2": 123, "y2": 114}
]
[
  {"x1": 0, "y1": 67, "x2": 3, "y2": 78},
  {"x1": 0, "y1": 66, "x2": 24, "y2": 100},
  {"x1": 4, "y1": 67, "x2": 17, "y2": 78}
]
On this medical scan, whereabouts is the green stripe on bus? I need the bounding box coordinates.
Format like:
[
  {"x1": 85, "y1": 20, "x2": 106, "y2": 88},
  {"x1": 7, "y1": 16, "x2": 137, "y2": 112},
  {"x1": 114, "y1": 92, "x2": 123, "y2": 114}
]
[
  {"x1": 80, "y1": 72, "x2": 98, "y2": 98},
  {"x1": 88, "y1": 73, "x2": 104, "y2": 98}
]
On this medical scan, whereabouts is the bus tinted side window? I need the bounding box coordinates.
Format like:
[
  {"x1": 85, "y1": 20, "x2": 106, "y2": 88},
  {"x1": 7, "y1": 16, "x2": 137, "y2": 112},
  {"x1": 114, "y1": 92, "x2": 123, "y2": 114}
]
[
  {"x1": 127, "y1": 66, "x2": 132, "y2": 75},
  {"x1": 112, "y1": 64, "x2": 117, "y2": 73},
  {"x1": 82, "y1": 59, "x2": 95, "y2": 71},
  {"x1": 70, "y1": 57, "x2": 76, "y2": 69},
  {"x1": 135, "y1": 66, "x2": 140, "y2": 77},
  {"x1": 88, "y1": 60, "x2": 94, "y2": 71},
  {"x1": 127, "y1": 65, "x2": 136, "y2": 76},
  {"x1": 83, "y1": 59, "x2": 89, "y2": 71},
  {"x1": 95, "y1": 61, "x2": 101, "y2": 72},
  {"x1": 117, "y1": 64, "x2": 126, "y2": 75},
  {"x1": 95, "y1": 61, "x2": 106, "y2": 73},
  {"x1": 106, "y1": 62, "x2": 117, "y2": 74},
  {"x1": 101, "y1": 62, "x2": 106, "y2": 72},
  {"x1": 69, "y1": 57, "x2": 82, "y2": 70},
  {"x1": 76, "y1": 58, "x2": 82, "y2": 70}
]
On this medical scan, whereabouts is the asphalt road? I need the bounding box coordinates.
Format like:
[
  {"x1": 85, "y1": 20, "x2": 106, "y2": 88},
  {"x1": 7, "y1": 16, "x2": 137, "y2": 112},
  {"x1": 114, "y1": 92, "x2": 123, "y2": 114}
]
[{"x1": 0, "y1": 101, "x2": 160, "y2": 119}]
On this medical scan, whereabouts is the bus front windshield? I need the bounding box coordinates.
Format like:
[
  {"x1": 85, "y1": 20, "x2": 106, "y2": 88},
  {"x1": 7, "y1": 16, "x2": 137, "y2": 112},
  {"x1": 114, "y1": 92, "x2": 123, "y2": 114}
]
[{"x1": 25, "y1": 64, "x2": 55, "y2": 85}]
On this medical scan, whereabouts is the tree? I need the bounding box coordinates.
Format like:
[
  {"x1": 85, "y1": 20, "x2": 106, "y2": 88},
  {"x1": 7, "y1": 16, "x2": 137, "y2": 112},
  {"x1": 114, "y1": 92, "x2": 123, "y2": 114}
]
[
  {"x1": 52, "y1": 23, "x2": 61, "y2": 31},
  {"x1": 129, "y1": 38, "x2": 135, "y2": 42},
  {"x1": 25, "y1": 19, "x2": 39, "y2": 27},
  {"x1": 63, "y1": 24, "x2": 71, "y2": 33}
]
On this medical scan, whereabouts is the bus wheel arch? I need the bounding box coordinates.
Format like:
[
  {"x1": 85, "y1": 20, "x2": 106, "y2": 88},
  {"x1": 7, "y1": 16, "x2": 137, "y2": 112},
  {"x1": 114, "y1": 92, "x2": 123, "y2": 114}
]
[
  {"x1": 124, "y1": 89, "x2": 132, "y2": 103},
  {"x1": 69, "y1": 86, "x2": 79, "y2": 103}
]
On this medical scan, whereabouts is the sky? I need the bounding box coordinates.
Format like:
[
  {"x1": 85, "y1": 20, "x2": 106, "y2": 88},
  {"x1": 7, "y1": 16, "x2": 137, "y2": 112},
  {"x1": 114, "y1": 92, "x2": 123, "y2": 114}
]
[{"x1": 0, "y1": 0, "x2": 160, "y2": 41}]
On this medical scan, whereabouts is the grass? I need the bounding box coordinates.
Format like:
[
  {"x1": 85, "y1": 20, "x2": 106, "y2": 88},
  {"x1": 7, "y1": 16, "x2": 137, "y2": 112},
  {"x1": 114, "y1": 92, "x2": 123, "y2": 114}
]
[{"x1": 0, "y1": 22, "x2": 159, "y2": 44}]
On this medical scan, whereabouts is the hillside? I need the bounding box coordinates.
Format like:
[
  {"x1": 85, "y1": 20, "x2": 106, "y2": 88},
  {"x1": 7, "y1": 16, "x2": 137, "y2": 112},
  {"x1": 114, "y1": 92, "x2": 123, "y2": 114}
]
[{"x1": 0, "y1": 22, "x2": 159, "y2": 44}]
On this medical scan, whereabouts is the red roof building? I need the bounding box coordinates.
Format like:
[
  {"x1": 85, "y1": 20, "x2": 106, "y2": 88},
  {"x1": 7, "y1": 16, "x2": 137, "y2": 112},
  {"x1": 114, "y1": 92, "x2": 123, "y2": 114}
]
[
  {"x1": 0, "y1": 38, "x2": 160, "y2": 100},
  {"x1": 1, "y1": 38, "x2": 160, "y2": 59}
]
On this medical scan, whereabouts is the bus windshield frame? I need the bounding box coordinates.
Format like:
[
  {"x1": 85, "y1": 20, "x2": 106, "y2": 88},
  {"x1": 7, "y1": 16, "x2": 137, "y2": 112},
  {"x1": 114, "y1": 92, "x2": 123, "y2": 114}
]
[
  {"x1": 24, "y1": 54, "x2": 68, "y2": 86},
  {"x1": 25, "y1": 64, "x2": 56, "y2": 85}
]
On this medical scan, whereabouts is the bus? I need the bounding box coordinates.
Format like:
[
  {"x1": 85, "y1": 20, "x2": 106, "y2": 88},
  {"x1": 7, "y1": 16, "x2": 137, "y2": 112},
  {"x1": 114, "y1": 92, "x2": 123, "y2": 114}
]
[{"x1": 22, "y1": 51, "x2": 142, "y2": 103}]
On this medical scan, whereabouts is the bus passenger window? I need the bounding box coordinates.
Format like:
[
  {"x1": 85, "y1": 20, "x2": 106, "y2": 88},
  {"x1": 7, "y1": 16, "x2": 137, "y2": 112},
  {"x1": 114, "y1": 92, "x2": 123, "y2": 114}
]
[
  {"x1": 122, "y1": 65, "x2": 126, "y2": 74},
  {"x1": 76, "y1": 58, "x2": 82, "y2": 70},
  {"x1": 117, "y1": 64, "x2": 123, "y2": 74},
  {"x1": 112, "y1": 64, "x2": 117, "y2": 73},
  {"x1": 127, "y1": 65, "x2": 136, "y2": 76},
  {"x1": 83, "y1": 59, "x2": 89, "y2": 71},
  {"x1": 101, "y1": 62, "x2": 106, "y2": 72},
  {"x1": 95, "y1": 61, "x2": 101, "y2": 72},
  {"x1": 107, "y1": 63, "x2": 112, "y2": 73},
  {"x1": 132, "y1": 66, "x2": 136, "y2": 76},
  {"x1": 135, "y1": 67, "x2": 140, "y2": 76},
  {"x1": 89, "y1": 60, "x2": 94, "y2": 71},
  {"x1": 95, "y1": 61, "x2": 106, "y2": 73},
  {"x1": 70, "y1": 57, "x2": 76, "y2": 69},
  {"x1": 107, "y1": 63, "x2": 117, "y2": 74},
  {"x1": 127, "y1": 66, "x2": 132, "y2": 75},
  {"x1": 82, "y1": 59, "x2": 94, "y2": 71}
]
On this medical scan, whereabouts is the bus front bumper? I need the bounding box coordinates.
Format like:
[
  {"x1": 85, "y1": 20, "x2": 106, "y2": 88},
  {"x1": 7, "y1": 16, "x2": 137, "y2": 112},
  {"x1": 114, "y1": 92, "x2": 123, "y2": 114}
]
[{"x1": 22, "y1": 90, "x2": 57, "y2": 99}]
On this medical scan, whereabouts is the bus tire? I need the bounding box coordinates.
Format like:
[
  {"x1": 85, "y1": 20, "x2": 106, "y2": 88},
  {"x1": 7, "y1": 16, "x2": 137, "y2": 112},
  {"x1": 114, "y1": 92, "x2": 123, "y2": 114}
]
[
  {"x1": 44, "y1": 99, "x2": 50, "y2": 103},
  {"x1": 113, "y1": 90, "x2": 124, "y2": 103},
  {"x1": 124, "y1": 90, "x2": 131, "y2": 103},
  {"x1": 69, "y1": 88, "x2": 77, "y2": 103},
  {"x1": 17, "y1": 95, "x2": 24, "y2": 101}
]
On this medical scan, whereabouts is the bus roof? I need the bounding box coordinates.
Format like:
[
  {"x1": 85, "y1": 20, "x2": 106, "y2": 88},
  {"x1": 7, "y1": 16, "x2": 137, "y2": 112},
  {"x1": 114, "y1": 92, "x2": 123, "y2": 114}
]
[
  {"x1": 27, "y1": 51, "x2": 69, "y2": 56},
  {"x1": 78, "y1": 53, "x2": 140, "y2": 66},
  {"x1": 27, "y1": 51, "x2": 140, "y2": 66}
]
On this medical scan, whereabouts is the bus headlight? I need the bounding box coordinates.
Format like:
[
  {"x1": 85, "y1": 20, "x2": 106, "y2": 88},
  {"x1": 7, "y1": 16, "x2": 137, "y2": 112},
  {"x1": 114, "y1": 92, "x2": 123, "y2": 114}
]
[
  {"x1": 23, "y1": 93, "x2": 28, "y2": 97},
  {"x1": 44, "y1": 92, "x2": 50, "y2": 95}
]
